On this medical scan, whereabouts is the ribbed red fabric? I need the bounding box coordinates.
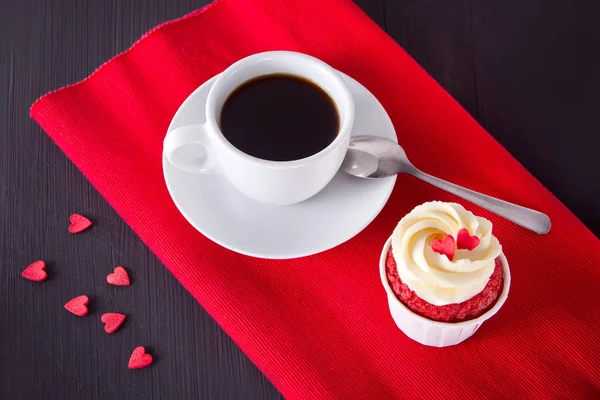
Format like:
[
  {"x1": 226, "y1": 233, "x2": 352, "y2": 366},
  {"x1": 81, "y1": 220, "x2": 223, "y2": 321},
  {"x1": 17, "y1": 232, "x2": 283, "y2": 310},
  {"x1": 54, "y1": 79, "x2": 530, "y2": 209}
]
[{"x1": 30, "y1": 0, "x2": 600, "y2": 398}]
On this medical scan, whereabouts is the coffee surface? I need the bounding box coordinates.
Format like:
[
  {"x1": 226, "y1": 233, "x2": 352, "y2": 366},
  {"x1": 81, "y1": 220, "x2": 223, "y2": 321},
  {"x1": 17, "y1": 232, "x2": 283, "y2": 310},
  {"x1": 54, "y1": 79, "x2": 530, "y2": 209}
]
[{"x1": 220, "y1": 74, "x2": 339, "y2": 161}]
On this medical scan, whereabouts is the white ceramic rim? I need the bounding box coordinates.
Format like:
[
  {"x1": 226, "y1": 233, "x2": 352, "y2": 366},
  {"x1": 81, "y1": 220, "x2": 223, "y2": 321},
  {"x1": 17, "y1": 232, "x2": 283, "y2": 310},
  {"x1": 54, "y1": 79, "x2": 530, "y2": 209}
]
[
  {"x1": 379, "y1": 235, "x2": 511, "y2": 328},
  {"x1": 204, "y1": 51, "x2": 355, "y2": 169},
  {"x1": 162, "y1": 71, "x2": 397, "y2": 259}
]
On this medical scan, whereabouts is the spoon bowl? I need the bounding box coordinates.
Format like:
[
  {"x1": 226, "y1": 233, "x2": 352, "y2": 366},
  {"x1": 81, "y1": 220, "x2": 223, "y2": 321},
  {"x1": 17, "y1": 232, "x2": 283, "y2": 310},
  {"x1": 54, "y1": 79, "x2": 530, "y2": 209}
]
[{"x1": 341, "y1": 136, "x2": 415, "y2": 178}]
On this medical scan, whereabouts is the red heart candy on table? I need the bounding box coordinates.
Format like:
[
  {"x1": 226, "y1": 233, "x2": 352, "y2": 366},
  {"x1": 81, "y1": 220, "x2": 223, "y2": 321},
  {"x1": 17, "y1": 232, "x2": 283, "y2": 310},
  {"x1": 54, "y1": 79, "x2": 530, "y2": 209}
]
[
  {"x1": 106, "y1": 266, "x2": 130, "y2": 286},
  {"x1": 128, "y1": 346, "x2": 153, "y2": 369},
  {"x1": 69, "y1": 214, "x2": 92, "y2": 234},
  {"x1": 456, "y1": 228, "x2": 481, "y2": 250},
  {"x1": 64, "y1": 295, "x2": 89, "y2": 316},
  {"x1": 101, "y1": 313, "x2": 126, "y2": 334},
  {"x1": 431, "y1": 234, "x2": 456, "y2": 261},
  {"x1": 21, "y1": 260, "x2": 47, "y2": 282}
]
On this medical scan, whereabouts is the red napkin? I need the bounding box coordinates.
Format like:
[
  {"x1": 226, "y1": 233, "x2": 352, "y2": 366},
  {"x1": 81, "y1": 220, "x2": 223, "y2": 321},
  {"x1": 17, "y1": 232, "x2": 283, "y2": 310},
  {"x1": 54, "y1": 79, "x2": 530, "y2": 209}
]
[{"x1": 31, "y1": 0, "x2": 600, "y2": 398}]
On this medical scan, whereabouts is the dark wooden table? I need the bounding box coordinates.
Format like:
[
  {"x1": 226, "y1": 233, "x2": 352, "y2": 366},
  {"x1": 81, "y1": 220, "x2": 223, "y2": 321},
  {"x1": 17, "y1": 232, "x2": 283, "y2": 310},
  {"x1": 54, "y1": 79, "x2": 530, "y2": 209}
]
[{"x1": 1, "y1": 0, "x2": 598, "y2": 399}]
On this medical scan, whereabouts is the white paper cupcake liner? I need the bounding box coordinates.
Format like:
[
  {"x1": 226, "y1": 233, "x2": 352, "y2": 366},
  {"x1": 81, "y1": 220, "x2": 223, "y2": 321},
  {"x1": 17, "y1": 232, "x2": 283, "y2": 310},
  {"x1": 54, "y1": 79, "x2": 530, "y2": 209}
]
[{"x1": 379, "y1": 235, "x2": 511, "y2": 347}]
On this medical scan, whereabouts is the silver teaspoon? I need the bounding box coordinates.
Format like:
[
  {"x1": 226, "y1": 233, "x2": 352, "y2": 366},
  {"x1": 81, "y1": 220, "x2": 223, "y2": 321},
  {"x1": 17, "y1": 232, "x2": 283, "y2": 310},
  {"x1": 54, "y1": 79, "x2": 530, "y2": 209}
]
[{"x1": 341, "y1": 136, "x2": 551, "y2": 234}]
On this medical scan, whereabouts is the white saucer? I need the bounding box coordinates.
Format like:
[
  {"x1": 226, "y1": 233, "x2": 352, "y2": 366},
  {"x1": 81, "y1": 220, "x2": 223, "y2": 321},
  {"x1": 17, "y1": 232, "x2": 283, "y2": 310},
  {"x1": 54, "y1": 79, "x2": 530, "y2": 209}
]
[{"x1": 163, "y1": 71, "x2": 397, "y2": 259}]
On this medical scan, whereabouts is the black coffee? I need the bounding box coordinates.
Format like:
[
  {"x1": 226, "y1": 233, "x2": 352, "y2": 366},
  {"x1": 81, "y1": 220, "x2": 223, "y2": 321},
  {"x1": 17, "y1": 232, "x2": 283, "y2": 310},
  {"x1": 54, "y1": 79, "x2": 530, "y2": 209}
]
[{"x1": 219, "y1": 74, "x2": 339, "y2": 161}]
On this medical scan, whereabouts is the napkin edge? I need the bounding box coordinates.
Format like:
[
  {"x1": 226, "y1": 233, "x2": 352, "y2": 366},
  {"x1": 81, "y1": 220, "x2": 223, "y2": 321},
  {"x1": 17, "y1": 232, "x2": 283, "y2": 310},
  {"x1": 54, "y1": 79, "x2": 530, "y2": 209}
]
[{"x1": 29, "y1": 0, "x2": 225, "y2": 120}]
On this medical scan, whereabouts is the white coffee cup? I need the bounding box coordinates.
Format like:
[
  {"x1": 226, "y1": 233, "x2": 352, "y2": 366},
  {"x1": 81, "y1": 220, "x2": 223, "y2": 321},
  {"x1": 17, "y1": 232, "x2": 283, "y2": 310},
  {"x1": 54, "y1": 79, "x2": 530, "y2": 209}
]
[{"x1": 163, "y1": 51, "x2": 355, "y2": 205}]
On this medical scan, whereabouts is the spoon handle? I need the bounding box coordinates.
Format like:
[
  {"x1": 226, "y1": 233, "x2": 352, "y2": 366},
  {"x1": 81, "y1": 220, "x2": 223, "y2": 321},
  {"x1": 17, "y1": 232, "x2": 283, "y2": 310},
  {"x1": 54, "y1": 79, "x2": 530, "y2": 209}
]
[{"x1": 411, "y1": 170, "x2": 551, "y2": 234}]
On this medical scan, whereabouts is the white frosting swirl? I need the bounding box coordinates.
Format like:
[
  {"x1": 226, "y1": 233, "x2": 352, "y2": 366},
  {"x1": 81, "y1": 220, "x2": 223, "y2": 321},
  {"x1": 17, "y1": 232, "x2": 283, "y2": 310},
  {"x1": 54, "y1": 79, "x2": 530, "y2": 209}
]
[{"x1": 391, "y1": 201, "x2": 502, "y2": 305}]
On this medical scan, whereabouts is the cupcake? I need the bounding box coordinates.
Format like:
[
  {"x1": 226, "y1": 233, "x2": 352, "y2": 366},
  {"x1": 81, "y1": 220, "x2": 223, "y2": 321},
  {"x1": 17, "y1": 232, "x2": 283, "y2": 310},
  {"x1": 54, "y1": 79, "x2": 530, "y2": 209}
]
[{"x1": 379, "y1": 201, "x2": 510, "y2": 347}]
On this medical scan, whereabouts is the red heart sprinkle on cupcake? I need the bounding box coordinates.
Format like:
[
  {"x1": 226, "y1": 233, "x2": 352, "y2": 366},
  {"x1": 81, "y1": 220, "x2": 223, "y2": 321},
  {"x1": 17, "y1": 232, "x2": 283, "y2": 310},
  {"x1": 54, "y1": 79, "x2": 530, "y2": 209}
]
[
  {"x1": 101, "y1": 313, "x2": 126, "y2": 334},
  {"x1": 64, "y1": 295, "x2": 89, "y2": 316},
  {"x1": 69, "y1": 214, "x2": 92, "y2": 234},
  {"x1": 456, "y1": 228, "x2": 480, "y2": 250},
  {"x1": 128, "y1": 346, "x2": 153, "y2": 369},
  {"x1": 106, "y1": 266, "x2": 130, "y2": 286},
  {"x1": 21, "y1": 260, "x2": 47, "y2": 282},
  {"x1": 432, "y1": 234, "x2": 455, "y2": 261}
]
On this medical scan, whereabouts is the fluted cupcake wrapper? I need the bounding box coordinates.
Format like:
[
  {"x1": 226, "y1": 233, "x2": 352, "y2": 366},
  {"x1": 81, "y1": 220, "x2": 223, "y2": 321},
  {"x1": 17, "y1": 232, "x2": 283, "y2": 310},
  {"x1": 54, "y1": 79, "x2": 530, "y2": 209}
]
[{"x1": 379, "y1": 235, "x2": 511, "y2": 347}]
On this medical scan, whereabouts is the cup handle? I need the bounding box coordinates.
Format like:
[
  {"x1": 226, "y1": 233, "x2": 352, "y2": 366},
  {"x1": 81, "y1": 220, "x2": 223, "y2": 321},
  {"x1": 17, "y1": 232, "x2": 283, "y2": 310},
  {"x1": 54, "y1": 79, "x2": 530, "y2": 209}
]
[{"x1": 163, "y1": 124, "x2": 218, "y2": 174}]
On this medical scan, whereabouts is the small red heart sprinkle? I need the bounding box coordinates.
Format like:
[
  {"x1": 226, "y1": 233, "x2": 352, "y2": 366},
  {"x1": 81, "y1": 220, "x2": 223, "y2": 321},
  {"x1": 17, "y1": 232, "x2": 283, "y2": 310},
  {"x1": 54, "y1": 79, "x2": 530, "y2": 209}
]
[
  {"x1": 101, "y1": 313, "x2": 126, "y2": 334},
  {"x1": 106, "y1": 266, "x2": 130, "y2": 286},
  {"x1": 21, "y1": 260, "x2": 47, "y2": 282},
  {"x1": 456, "y1": 228, "x2": 481, "y2": 250},
  {"x1": 431, "y1": 234, "x2": 456, "y2": 261},
  {"x1": 64, "y1": 295, "x2": 89, "y2": 316},
  {"x1": 128, "y1": 346, "x2": 153, "y2": 369},
  {"x1": 69, "y1": 214, "x2": 92, "y2": 234}
]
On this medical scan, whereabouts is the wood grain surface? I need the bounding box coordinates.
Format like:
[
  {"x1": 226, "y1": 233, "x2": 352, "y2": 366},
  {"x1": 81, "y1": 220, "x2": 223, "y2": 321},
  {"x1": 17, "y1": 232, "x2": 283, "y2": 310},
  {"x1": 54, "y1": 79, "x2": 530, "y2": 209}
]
[{"x1": 1, "y1": 0, "x2": 598, "y2": 399}]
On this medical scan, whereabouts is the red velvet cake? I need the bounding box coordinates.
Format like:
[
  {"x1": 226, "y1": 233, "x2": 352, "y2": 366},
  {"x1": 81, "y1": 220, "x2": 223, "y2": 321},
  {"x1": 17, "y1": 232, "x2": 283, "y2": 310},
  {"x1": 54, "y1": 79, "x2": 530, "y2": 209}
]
[
  {"x1": 385, "y1": 201, "x2": 505, "y2": 323},
  {"x1": 385, "y1": 247, "x2": 503, "y2": 322}
]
